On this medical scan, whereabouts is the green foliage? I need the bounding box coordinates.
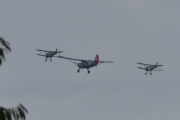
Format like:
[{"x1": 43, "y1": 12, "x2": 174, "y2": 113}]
[
  {"x1": 0, "y1": 38, "x2": 28, "y2": 120},
  {"x1": 0, "y1": 104, "x2": 28, "y2": 120},
  {"x1": 0, "y1": 37, "x2": 11, "y2": 66}
]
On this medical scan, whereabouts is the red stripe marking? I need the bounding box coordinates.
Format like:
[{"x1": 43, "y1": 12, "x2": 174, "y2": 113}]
[{"x1": 96, "y1": 54, "x2": 99, "y2": 64}]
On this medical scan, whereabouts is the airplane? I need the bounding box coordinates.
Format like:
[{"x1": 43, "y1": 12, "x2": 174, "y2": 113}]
[
  {"x1": 36, "y1": 48, "x2": 63, "y2": 62},
  {"x1": 58, "y1": 54, "x2": 114, "y2": 74},
  {"x1": 137, "y1": 62, "x2": 163, "y2": 75}
]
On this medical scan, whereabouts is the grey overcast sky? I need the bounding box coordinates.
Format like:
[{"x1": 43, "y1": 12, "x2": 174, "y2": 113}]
[{"x1": 1, "y1": 0, "x2": 180, "y2": 120}]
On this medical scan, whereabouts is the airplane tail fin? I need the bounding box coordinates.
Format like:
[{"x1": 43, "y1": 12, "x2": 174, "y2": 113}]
[
  {"x1": 156, "y1": 62, "x2": 158, "y2": 66},
  {"x1": 56, "y1": 48, "x2": 58, "y2": 53},
  {"x1": 94, "y1": 54, "x2": 99, "y2": 64}
]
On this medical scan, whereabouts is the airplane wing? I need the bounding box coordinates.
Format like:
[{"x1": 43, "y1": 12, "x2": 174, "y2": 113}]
[
  {"x1": 37, "y1": 54, "x2": 63, "y2": 57},
  {"x1": 58, "y1": 56, "x2": 87, "y2": 62},
  {"x1": 137, "y1": 67, "x2": 145, "y2": 70},
  {"x1": 36, "y1": 49, "x2": 50, "y2": 52},
  {"x1": 59, "y1": 56, "x2": 114, "y2": 63},
  {"x1": 137, "y1": 62, "x2": 152, "y2": 66},
  {"x1": 36, "y1": 49, "x2": 64, "y2": 53},
  {"x1": 137, "y1": 62, "x2": 163, "y2": 67},
  {"x1": 52, "y1": 55, "x2": 63, "y2": 57}
]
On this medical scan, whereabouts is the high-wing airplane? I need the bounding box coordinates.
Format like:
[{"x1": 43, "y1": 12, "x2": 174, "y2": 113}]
[
  {"x1": 137, "y1": 62, "x2": 163, "y2": 75},
  {"x1": 59, "y1": 54, "x2": 113, "y2": 74},
  {"x1": 37, "y1": 48, "x2": 63, "y2": 62}
]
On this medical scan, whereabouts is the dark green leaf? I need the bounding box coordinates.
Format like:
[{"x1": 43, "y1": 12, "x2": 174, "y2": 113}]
[
  {"x1": 12, "y1": 110, "x2": 16, "y2": 120},
  {"x1": 16, "y1": 111, "x2": 19, "y2": 120},
  {"x1": 0, "y1": 49, "x2": 5, "y2": 60},
  {"x1": 17, "y1": 108, "x2": 25, "y2": 120},
  {"x1": 0, "y1": 58, "x2": 2, "y2": 65},
  {"x1": 0, "y1": 38, "x2": 11, "y2": 51},
  {"x1": 0, "y1": 37, "x2": 11, "y2": 66},
  {"x1": 19, "y1": 104, "x2": 28, "y2": 113},
  {"x1": 6, "y1": 110, "x2": 12, "y2": 120},
  {"x1": 0, "y1": 108, "x2": 5, "y2": 120}
]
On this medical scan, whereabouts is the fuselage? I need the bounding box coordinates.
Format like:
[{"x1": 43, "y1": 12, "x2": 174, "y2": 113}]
[
  {"x1": 145, "y1": 65, "x2": 157, "y2": 71},
  {"x1": 45, "y1": 52, "x2": 57, "y2": 58},
  {"x1": 78, "y1": 61, "x2": 98, "y2": 69}
]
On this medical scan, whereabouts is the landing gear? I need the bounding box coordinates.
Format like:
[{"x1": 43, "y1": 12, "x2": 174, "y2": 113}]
[
  {"x1": 150, "y1": 73, "x2": 152, "y2": 75},
  {"x1": 50, "y1": 60, "x2": 52, "y2": 62},
  {"x1": 145, "y1": 73, "x2": 147, "y2": 75},
  {"x1": 87, "y1": 69, "x2": 90, "y2": 74},
  {"x1": 77, "y1": 69, "x2": 80, "y2": 73}
]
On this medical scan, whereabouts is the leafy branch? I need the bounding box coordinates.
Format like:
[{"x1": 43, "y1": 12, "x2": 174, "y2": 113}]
[
  {"x1": 0, "y1": 104, "x2": 28, "y2": 120},
  {"x1": 0, "y1": 37, "x2": 11, "y2": 66}
]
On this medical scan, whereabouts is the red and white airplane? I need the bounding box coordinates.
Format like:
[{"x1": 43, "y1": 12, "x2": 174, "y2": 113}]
[
  {"x1": 137, "y1": 62, "x2": 163, "y2": 75},
  {"x1": 37, "y1": 48, "x2": 63, "y2": 62},
  {"x1": 59, "y1": 54, "x2": 113, "y2": 74}
]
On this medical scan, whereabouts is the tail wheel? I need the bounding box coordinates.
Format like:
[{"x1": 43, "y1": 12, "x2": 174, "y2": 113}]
[
  {"x1": 88, "y1": 71, "x2": 90, "y2": 74},
  {"x1": 77, "y1": 69, "x2": 80, "y2": 73}
]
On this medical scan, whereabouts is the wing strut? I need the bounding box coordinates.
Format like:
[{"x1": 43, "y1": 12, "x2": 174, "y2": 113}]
[{"x1": 69, "y1": 59, "x2": 79, "y2": 66}]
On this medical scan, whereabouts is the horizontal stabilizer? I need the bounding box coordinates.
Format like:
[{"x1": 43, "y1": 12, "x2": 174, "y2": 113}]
[
  {"x1": 99, "y1": 61, "x2": 114, "y2": 63},
  {"x1": 37, "y1": 54, "x2": 45, "y2": 56},
  {"x1": 152, "y1": 69, "x2": 164, "y2": 71},
  {"x1": 58, "y1": 51, "x2": 63, "y2": 53}
]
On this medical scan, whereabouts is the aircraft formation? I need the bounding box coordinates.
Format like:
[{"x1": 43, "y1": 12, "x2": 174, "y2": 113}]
[{"x1": 37, "y1": 48, "x2": 163, "y2": 75}]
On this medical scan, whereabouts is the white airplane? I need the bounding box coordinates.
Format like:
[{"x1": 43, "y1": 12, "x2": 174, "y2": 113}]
[
  {"x1": 59, "y1": 54, "x2": 113, "y2": 74},
  {"x1": 37, "y1": 48, "x2": 63, "y2": 62},
  {"x1": 137, "y1": 62, "x2": 163, "y2": 75}
]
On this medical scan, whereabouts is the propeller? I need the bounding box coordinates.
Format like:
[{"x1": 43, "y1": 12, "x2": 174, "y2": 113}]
[{"x1": 156, "y1": 62, "x2": 158, "y2": 67}]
